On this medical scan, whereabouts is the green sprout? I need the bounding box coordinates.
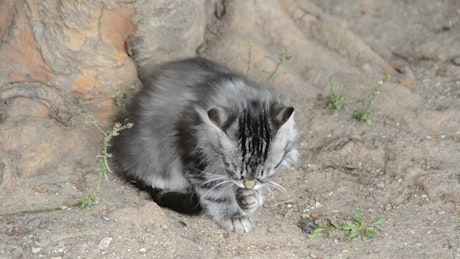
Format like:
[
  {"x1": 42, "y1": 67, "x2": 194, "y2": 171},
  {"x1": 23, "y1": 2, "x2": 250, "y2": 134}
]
[
  {"x1": 80, "y1": 115, "x2": 133, "y2": 209},
  {"x1": 308, "y1": 222, "x2": 337, "y2": 239},
  {"x1": 354, "y1": 75, "x2": 390, "y2": 124},
  {"x1": 265, "y1": 50, "x2": 289, "y2": 82},
  {"x1": 342, "y1": 211, "x2": 385, "y2": 241},
  {"x1": 326, "y1": 75, "x2": 347, "y2": 111},
  {"x1": 244, "y1": 43, "x2": 289, "y2": 82}
]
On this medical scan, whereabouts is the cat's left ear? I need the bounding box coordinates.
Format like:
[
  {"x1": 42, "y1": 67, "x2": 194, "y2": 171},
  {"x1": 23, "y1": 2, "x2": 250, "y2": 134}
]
[
  {"x1": 208, "y1": 106, "x2": 231, "y2": 129},
  {"x1": 272, "y1": 105, "x2": 295, "y2": 129}
]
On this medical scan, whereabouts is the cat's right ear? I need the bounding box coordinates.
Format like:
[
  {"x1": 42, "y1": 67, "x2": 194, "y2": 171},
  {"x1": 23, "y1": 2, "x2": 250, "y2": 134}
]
[{"x1": 272, "y1": 105, "x2": 295, "y2": 129}]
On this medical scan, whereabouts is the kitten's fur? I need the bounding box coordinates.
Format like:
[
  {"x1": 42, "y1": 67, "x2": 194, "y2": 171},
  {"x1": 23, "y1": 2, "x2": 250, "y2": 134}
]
[{"x1": 111, "y1": 57, "x2": 298, "y2": 233}]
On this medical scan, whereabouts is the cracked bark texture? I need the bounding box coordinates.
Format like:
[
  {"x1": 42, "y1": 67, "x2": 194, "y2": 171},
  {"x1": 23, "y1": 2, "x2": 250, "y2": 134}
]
[{"x1": 0, "y1": 0, "x2": 205, "y2": 191}]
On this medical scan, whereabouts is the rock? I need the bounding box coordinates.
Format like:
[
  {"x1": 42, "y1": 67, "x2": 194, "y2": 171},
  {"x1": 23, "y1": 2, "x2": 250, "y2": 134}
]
[
  {"x1": 97, "y1": 237, "x2": 112, "y2": 250},
  {"x1": 376, "y1": 182, "x2": 385, "y2": 189},
  {"x1": 298, "y1": 217, "x2": 318, "y2": 234}
]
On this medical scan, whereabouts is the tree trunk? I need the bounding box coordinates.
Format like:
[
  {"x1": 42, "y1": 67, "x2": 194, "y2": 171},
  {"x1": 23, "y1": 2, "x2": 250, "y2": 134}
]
[{"x1": 0, "y1": 0, "x2": 205, "y2": 192}]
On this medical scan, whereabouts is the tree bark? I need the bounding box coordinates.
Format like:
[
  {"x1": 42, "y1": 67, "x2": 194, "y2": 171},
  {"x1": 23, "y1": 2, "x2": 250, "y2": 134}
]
[{"x1": 0, "y1": 0, "x2": 205, "y2": 191}]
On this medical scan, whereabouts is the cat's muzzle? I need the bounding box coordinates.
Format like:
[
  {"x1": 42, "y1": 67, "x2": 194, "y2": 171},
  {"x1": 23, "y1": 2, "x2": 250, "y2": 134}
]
[{"x1": 243, "y1": 179, "x2": 257, "y2": 190}]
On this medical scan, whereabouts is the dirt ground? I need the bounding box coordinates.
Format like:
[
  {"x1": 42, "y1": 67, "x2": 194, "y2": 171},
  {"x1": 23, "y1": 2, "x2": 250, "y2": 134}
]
[{"x1": 1, "y1": 1, "x2": 459, "y2": 258}]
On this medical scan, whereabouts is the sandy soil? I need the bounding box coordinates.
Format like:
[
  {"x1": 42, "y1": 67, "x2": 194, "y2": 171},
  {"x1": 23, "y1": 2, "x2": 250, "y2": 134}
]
[{"x1": 1, "y1": 1, "x2": 459, "y2": 258}]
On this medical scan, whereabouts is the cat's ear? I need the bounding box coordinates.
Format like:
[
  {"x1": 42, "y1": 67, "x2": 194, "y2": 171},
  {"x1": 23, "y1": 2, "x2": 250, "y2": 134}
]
[
  {"x1": 272, "y1": 105, "x2": 295, "y2": 129},
  {"x1": 207, "y1": 106, "x2": 230, "y2": 129}
]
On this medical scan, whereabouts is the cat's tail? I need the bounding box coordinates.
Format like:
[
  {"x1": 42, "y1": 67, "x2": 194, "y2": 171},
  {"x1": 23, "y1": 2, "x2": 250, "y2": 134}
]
[{"x1": 133, "y1": 181, "x2": 203, "y2": 215}]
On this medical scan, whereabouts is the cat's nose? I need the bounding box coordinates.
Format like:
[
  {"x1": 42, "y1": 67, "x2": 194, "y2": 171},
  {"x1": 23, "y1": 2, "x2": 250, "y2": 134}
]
[{"x1": 243, "y1": 179, "x2": 256, "y2": 190}]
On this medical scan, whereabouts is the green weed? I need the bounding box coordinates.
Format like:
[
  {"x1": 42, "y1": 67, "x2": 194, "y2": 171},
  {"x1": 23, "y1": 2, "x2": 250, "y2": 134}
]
[
  {"x1": 244, "y1": 43, "x2": 289, "y2": 82},
  {"x1": 326, "y1": 75, "x2": 347, "y2": 111},
  {"x1": 342, "y1": 211, "x2": 385, "y2": 241},
  {"x1": 80, "y1": 115, "x2": 133, "y2": 209},
  {"x1": 306, "y1": 211, "x2": 385, "y2": 242},
  {"x1": 265, "y1": 50, "x2": 289, "y2": 82},
  {"x1": 354, "y1": 75, "x2": 390, "y2": 124},
  {"x1": 308, "y1": 221, "x2": 337, "y2": 239}
]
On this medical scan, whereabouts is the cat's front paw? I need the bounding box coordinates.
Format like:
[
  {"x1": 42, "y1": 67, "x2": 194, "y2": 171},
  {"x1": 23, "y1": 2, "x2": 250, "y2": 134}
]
[
  {"x1": 236, "y1": 189, "x2": 263, "y2": 213},
  {"x1": 219, "y1": 216, "x2": 255, "y2": 233}
]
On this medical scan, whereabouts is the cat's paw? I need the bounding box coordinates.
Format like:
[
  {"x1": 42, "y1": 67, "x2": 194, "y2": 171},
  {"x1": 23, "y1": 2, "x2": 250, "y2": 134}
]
[
  {"x1": 219, "y1": 216, "x2": 255, "y2": 233},
  {"x1": 236, "y1": 189, "x2": 263, "y2": 213}
]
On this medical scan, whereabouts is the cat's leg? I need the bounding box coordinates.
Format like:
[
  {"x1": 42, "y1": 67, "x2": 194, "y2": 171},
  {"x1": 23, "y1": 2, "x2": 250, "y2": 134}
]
[
  {"x1": 199, "y1": 191, "x2": 256, "y2": 233},
  {"x1": 218, "y1": 214, "x2": 255, "y2": 234},
  {"x1": 236, "y1": 188, "x2": 264, "y2": 214}
]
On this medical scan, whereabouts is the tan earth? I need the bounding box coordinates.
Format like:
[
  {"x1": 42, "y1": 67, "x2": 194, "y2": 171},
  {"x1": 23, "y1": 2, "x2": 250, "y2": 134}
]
[{"x1": 1, "y1": 1, "x2": 459, "y2": 258}]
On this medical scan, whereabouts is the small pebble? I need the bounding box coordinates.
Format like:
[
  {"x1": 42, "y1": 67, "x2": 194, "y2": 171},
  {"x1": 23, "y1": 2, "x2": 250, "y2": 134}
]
[
  {"x1": 139, "y1": 248, "x2": 147, "y2": 253},
  {"x1": 97, "y1": 237, "x2": 113, "y2": 250},
  {"x1": 32, "y1": 247, "x2": 41, "y2": 254}
]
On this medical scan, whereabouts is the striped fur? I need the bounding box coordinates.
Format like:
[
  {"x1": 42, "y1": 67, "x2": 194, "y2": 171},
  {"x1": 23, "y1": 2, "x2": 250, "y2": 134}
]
[{"x1": 239, "y1": 101, "x2": 272, "y2": 179}]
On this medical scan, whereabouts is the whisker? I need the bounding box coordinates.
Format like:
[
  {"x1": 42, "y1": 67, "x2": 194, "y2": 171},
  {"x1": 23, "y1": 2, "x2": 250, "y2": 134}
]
[
  {"x1": 263, "y1": 186, "x2": 276, "y2": 201},
  {"x1": 220, "y1": 181, "x2": 236, "y2": 193},
  {"x1": 200, "y1": 176, "x2": 228, "y2": 186},
  {"x1": 201, "y1": 179, "x2": 234, "y2": 198},
  {"x1": 189, "y1": 168, "x2": 228, "y2": 183},
  {"x1": 266, "y1": 180, "x2": 286, "y2": 192},
  {"x1": 191, "y1": 167, "x2": 227, "y2": 178}
]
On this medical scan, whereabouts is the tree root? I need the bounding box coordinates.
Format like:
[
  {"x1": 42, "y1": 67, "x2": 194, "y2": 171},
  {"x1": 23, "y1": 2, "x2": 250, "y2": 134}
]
[{"x1": 0, "y1": 81, "x2": 78, "y2": 126}]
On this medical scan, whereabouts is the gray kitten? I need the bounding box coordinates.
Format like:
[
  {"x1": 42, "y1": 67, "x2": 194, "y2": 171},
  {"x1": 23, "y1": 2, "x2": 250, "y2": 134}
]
[{"x1": 111, "y1": 57, "x2": 298, "y2": 233}]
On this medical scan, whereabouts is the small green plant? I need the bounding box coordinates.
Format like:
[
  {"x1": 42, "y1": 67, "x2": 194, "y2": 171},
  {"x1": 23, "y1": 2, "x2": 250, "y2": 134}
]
[
  {"x1": 308, "y1": 222, "x2": 337, "y2": 239},
  {"x1": 264, "y1": 50, "x2": 289, "y2": 82},
  {"x1": 354, "y1": 75, "x2": 390, "y2": 124},
  {"x1": 244, "y1": 43, "x2": 289, "y2": 82},
  {"x1": 342, "y1": 211, "x2": 385, "y2": 241},
  {"x1": 326, "y1": 75, "x2": 347, "y2": 111},
  {"x1": 80, "y1": 115, "x2": 133, "y2": 209}
]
